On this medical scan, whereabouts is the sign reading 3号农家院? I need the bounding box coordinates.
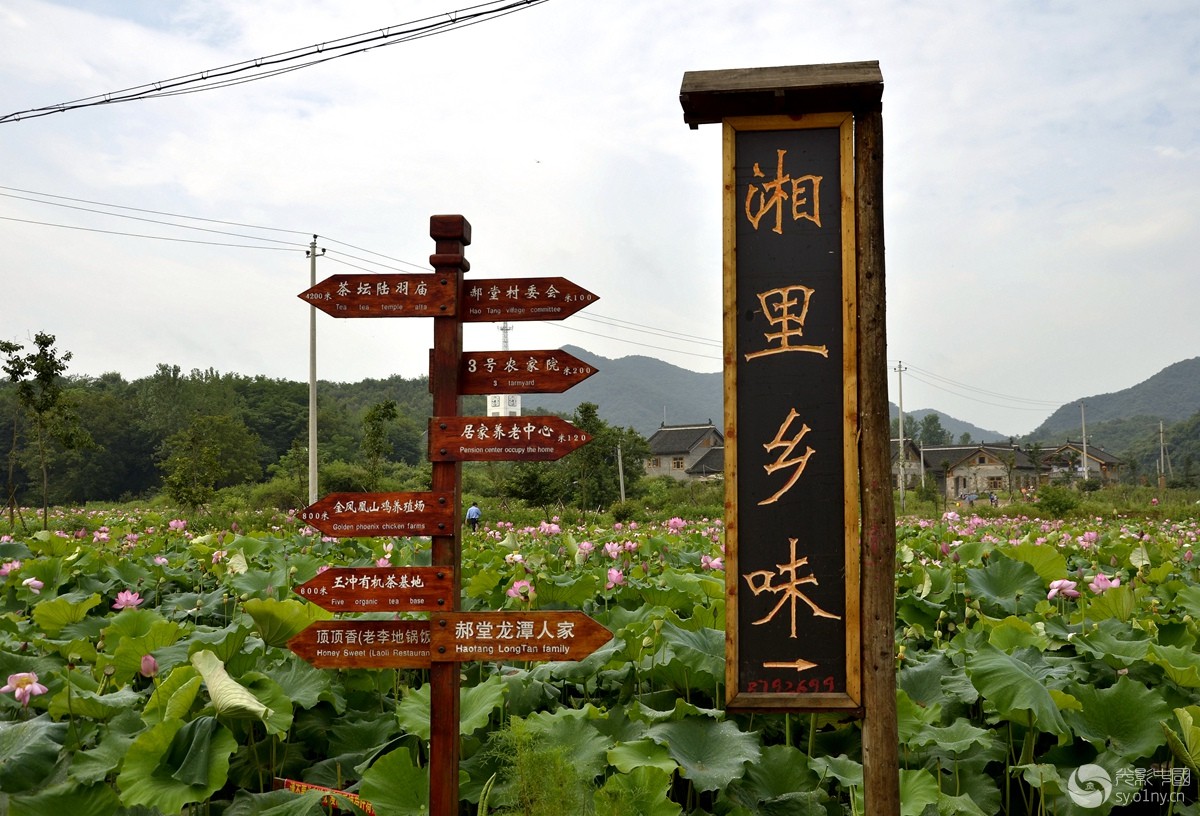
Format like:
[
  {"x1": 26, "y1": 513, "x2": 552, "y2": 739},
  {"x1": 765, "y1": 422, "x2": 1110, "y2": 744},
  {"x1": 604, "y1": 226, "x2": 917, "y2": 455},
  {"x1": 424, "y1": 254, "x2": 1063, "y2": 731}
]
[{"x1": 723, "y1": 113, "x2": 861, "y2": 711}]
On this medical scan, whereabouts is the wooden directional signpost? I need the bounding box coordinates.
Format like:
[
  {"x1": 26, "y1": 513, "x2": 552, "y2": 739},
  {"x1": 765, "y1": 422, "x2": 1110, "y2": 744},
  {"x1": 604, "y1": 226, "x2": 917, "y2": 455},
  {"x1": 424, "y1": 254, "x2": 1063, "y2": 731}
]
[
  {"x1": 290, "y1": 215, "x2": 601, "y2": 816},
  {"x1": 297, "y1": 491, "x2": 455, "y2": 537},
  {"x1": 457, "y1": 348, "x2": 597, "y2": 395}
]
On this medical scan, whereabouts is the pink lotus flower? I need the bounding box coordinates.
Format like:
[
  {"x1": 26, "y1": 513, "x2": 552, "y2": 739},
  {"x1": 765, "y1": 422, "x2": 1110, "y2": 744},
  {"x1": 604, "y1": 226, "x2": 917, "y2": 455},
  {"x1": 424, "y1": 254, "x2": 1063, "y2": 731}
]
[
  {"x1": 701, "y1": 554, "x2": 724, "y2": 571},
  {"x1": 606, "y1": 568, "x2": 625, "y2": 589},
  {"x1": 1047, "y1": 579, "x2": 1079, "y2": 600},
  {"x1": 603, "y1": 542, "x2": 622, "y2": 560},
  {"x1": 1088, "y1": 573, "x2": 1120, "y2": 594},
  {"x1": 211, "y1": 550, "x2": 227, "y2": 563},
  {"x1": 1, "y1": 672, "x2": 48, "y2": 707},
  {"x1": 113, "y1": 589, "x2": 143, "y2": 610},
  {"x1": 506, "y1": 579, "x2": 535, "y2": 601},
  {"x1": 169, "y1": 518, "x2": 188, "y2": 531},
  {"x1": 0, "y1": 560, "x2": 20, "y2": 577},
  {"x1": 667, "y1": 517, "x2": 686, "y2": 532},
  {"x1": 153, "y1": 556, "x2": 169, "y2": 566},
  {"x1": 139, "y1": 654, "x2": 159, "y2": 678},
  {"x1": 375, "y1": 557, "x2": 390, "y2": 567},
  {"x1": 22, "y1": 577, "x2": 43, "y2": 594}
]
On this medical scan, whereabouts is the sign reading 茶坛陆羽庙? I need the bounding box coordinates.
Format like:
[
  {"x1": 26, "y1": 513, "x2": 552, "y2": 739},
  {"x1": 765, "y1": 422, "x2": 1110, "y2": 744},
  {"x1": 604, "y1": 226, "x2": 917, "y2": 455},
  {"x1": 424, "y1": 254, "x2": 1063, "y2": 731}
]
[{"x1": 723, "y1": 115, "x2": 861, "y2": 710}]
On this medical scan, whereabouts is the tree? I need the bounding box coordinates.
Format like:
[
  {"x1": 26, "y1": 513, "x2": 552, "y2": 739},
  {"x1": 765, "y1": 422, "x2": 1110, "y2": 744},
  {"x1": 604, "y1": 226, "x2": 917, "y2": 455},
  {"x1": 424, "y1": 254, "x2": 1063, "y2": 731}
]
[
  {"x1": 1, "y1": 333, "x2": 93, "y2": 527},
  {"x1": 917, "y1": 413, "x2": 952, "y2": 447},
  {"x1": 361, "y1": 400, "x2": 398, "y2": 490},
  {"x1": 557, "y1": 403, "x2": 650, "y2": 510},
  {"x1": 159, "y1": 415, "x2": 262, "y2": 508}
]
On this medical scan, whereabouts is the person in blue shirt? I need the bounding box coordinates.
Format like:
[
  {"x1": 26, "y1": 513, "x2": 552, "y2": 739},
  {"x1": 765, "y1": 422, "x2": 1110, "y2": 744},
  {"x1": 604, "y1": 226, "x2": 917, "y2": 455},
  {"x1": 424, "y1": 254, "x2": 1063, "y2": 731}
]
[{"x1": 465, "y1": 501, "x2": 482, "y2": 532}]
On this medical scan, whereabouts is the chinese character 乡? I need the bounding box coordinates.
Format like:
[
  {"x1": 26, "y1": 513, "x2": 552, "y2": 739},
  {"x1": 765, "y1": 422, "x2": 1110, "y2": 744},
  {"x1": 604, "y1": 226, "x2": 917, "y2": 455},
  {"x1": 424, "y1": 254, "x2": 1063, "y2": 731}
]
[
  {"x1": 745, "y1": 285, "x2": 829, "y2": 361},
  {"x1": 743, "y1": 538, "x2": 841, "y2": 637},
  {"x1": 759, "y1": 409, "x2": 815, "y2": 505},
  {"x1": 745, "y1": 149, "x2": 822, "y2": 234}
]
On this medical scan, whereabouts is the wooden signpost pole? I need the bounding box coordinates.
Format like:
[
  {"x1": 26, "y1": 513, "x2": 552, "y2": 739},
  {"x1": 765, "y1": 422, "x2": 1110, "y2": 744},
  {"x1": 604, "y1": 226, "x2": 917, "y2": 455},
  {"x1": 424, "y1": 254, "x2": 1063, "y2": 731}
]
[{"x1": 427, "y1": 214, "x2": 469, "y2": 816}]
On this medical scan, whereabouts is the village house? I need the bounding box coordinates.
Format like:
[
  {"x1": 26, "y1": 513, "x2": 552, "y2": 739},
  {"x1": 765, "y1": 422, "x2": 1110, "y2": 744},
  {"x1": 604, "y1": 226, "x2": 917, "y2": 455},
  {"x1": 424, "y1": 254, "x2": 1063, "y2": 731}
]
[{"x1": 645, "y1": 421, "x2": 724, "y2": 481}]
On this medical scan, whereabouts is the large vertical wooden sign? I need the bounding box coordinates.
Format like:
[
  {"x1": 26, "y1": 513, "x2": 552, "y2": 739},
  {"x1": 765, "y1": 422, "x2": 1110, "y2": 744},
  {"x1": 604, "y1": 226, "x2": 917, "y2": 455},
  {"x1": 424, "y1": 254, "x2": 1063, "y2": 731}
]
[
  {"x1": 725, "y1": 114, "x2": 861, "y2": 710},
  {"x1": 681, "y1": 63, "x2": 886, "y2": 714}
]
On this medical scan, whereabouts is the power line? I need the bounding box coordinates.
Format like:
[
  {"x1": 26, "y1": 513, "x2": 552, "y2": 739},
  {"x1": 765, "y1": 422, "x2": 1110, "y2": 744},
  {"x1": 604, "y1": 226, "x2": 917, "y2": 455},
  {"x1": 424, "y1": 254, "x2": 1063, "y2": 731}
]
[
  {"x1": 1, "y1": 0, "x2": 548, "y2": 123},
  {"x1": 0, "y1": 214, "x2": 301, "y2": 251}
]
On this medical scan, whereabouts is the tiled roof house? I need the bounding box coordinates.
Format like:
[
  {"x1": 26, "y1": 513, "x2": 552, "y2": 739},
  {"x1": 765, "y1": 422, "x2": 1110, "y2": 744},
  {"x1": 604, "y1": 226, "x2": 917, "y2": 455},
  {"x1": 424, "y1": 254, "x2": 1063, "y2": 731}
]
[{"x1": 645, "y1": 421, "x2": 724, "y2": 481}]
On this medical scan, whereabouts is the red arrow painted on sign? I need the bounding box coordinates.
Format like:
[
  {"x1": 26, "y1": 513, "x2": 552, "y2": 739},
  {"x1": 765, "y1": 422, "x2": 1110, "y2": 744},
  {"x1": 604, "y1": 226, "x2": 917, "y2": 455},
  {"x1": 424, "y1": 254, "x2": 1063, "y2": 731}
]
[
  {"x1": 299, "y1": 273, "x2": 455, "y2": 318},
  {"x1": 293, "y1": 566, "x2": 454, "y2": 614},
  {"x1": 297, "y1": 491, "x2": 455, "y2": 538},
  {"x1": 459, "y1": 277, "x2": 597, "y2": 322},
  {"x1": 428, "y1": 415, "x2": 592, "y2": 462},
  {"x1": 430, "y1": 611, "x2": 612, "y2": 663},
  {"x1": 457, "y1": 349, "x2": 598, "y2": 395}
]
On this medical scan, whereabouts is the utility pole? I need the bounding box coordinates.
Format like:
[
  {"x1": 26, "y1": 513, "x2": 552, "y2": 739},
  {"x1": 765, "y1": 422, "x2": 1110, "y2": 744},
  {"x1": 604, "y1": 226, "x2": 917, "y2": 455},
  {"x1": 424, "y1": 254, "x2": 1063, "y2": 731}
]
[
  {"x1": 307, "y1": 236, "x2": 325, "y2": 505},
  {"x1": 616, "y1": 441, "x2": 626, "y2": 502},
  {"x1": 894, "y1": 361, "x2": 907, "y2": 511},
  {"x1": 1080, "y1": 402, "x2": 1088, "y2": 483}
]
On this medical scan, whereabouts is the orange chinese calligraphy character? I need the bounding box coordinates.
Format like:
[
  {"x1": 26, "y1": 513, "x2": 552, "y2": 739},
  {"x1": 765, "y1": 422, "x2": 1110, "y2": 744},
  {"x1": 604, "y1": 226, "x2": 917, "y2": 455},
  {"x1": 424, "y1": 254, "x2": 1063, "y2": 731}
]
[
  {"x1": 743, "y1": 537, "x2": 841, "y2": 637},
  {"x1": 759, "y1": 409, "x2": 814, "y2": 505},
  {"x1": 745, "y1": 149, "x2": 822, "y2": 234},
  {"x1": 744, "y1": 284, "x2": 830, "y2": 360}
]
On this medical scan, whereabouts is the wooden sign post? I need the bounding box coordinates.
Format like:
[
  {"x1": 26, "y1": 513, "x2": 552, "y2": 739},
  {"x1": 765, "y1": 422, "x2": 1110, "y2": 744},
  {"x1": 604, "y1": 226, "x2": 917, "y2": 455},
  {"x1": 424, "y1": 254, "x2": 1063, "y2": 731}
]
[
  {"x1": 680, "y1": 63, "x2": 897, "y2": 814},
  {"x1": 292, "y1": 215, "x2": 601, "y2": 816}
]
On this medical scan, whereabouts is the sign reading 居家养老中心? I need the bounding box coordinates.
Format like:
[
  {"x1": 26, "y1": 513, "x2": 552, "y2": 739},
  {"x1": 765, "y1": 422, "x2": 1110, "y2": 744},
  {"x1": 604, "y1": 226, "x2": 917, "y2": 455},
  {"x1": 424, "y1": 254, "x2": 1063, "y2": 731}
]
[{"x1": 681, "y1": 63, "x2": 882, "y2": 711}]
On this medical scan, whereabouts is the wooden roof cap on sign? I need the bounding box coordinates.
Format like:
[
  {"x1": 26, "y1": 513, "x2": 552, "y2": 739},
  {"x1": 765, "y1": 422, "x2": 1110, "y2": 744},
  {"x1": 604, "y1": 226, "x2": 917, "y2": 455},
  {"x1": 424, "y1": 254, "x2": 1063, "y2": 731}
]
[{"x1": 679, "y1": 61, "x2": 883, "y2": 128}]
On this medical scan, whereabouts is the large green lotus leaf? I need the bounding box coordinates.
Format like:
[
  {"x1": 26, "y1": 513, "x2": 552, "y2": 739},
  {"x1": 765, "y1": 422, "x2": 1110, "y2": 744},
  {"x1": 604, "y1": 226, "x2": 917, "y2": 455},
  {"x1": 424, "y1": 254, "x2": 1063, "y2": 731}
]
[
  {"x1": 359, "y1": 747, "x2": 428, "y2": 815},
  {"x1": 0, "y1": 716, "x2": 67, "y2": 793},
  {"x1": 112, "y1": 619, "x2": 182, "y2": 682},
  {"x1": 911, "y1": 716, "x2": 998, "y2": 756},
  {"x1": 1073, "y1": 618, "x2": 1150, "y2": 667},
  {"x1": 1147, "y1": 643, "x2": 1200, "y2": 688},
  {"x1": 899, "y1": 769, "x2": 941, "y2": 816},
  {"x1": 101, "y1": 607, "x2": 164, "y2": 643},
  {"x1": 48, "y1": 683, "x2": 142, "y2": 721},
  {"x1": 933, "y1": 792, "x2": 992, "y2": 816},
  {"x1": 1067, "y1": 676, "x2": 1169, "y2": 761},
  {"x1": 228, "y1": 564, "x2": 289, "y2": 597},
  {"x1": 27, "y1": 531, "x2": 74, "y2": 557},
  {"x1": 8, "y1": 780, "x2": 120, "y2": 816},
  {"x1": 1001, "y1": 542, "x2": 1068, "y2": 583},
  {"x1": 608, "y1": 738, "x2": 677, "y2": 774},
  {"x1": 809, "y1": 753, "x2": 862, "y2": 788},
  {"x1": 464, "y1": 566, "x2": 504, "y2": 601},
  {"x1": 190, "y1": 649, "x2": 272, "y2": 721},
  {"x1": 240, "y1": 671, "x2": 295, "y2": 736},
  {"x1": 983, "y1": 616, "x2": 1050, "y2": 651},
  {"x1": 69, "y1": 729, "x2": 135, "y2": 785},
  {"x1": 117, "y1": 716, "x2": 237, "y2": 813},
  {"x1": 721, "y1": 743, "x2": 816, "y2": 807},
  {"x1": 594, "y1": 764, "x2": 680, "y2": 816},
  {"x1": 646, "y1": 716, "x2": 761, "y2": 792},
  {"x1": 264, "y1": 659, "x2": 333, "y2": 710},
  {"x1": 1085, "y1": 583, "x2": 1136, "y2": 622},
  {"x1": 963, "y1": 554, "x2": 1044, "y2": 616},
  {"x1": 898, "y1": 650, "x2": 957, "y2": 708},
  {"x1": 657, "y1": 620, "x2": 724, "y2": 678},
  {"x1": 522, "y1": 709, "x2": 613, "y2": 779},
  {"x1": 639, "y1": 568, "x2": 719, "y2": 609},
  {"x1": 243, "y1": 598, "x2": 331, "y2": 648},
  {"x1": 896, "y1": 688, "x2": 941, "y2": 744},
  {"x1": 223, "y1": 788, "x2": 328, "y2": 816},
  {"x1": 397, "y1": 673, "x2": 506, "y2": 740},
  {"x1": 31, "y1": 592, "x2": 102, "y2": 637},
  {"x1": 1170, "y1": 584, "x2": 1200, "y2": 618},
  {"x1": 532, "y1": 572, "x2": 600, "y2": 608},
  {"x1": 964, "y1": 643, "x2": 1071, "y2": 736},
  {"x1": 1162, "y1": 705, "x2": 1200, "y2": 773},
  {"x1": 144, "y1": 665, "x2": 202, "y2": 724}
]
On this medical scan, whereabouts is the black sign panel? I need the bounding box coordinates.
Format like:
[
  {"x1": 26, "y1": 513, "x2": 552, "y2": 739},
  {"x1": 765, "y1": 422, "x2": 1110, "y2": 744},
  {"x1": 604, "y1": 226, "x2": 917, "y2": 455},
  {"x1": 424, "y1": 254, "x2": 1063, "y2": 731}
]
[{"x1": 725, "y1": 114, "x2": 860, "y2": 710}]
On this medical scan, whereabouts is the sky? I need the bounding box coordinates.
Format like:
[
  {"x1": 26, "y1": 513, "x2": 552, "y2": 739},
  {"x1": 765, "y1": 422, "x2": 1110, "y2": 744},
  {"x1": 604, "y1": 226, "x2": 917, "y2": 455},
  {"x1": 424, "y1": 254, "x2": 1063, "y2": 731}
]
[{"x1": 1, "y1": 0, "x2": 1197, "y2": 437}]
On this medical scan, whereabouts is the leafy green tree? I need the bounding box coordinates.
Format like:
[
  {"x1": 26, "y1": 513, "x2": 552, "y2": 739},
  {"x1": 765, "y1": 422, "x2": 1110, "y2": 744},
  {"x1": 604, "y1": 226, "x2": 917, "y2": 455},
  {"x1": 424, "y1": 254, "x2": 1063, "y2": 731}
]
[
  {"x1": 1, "y1": 333, "x2": 94, "y2": 527},
  {"x1": 361, "y1": 400, "x2": 398, "y2": 490},
  {"x1": 917, "y1": 413, "x2": 952, "y2": 447},
  {"x1": 159, "y1": 415, "x2": 262, "y2": 508},
  {"x1": 556, "y1": 403, "x2": 650, "y2": 510}
]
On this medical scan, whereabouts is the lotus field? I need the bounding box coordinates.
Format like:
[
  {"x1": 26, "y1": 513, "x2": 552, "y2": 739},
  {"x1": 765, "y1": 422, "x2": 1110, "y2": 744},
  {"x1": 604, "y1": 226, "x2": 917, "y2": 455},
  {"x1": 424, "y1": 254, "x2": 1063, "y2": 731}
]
[{"x1": 3, "y1": 506, "x2": 1200, "y2": 815}]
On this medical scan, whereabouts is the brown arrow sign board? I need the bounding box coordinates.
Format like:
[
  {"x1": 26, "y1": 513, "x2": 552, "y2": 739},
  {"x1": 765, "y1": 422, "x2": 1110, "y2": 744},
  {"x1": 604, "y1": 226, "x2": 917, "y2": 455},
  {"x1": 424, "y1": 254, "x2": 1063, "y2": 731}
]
[
  {"x1": 288, "y1": 620, "x2": 431, "y2": 669},
  {"x1": 428, "y1": 415, "x2": 592, "y2": 462},
  {"x1": 299, "y1": 273, "x2": 455, "y2": 318},
  {"x1": 297, "y1": 491, "x2": 455, "y2": 538},
  {"x1": 293, "y1": 566, "x2": 454, "y2": 614},
  {"x1": 460, "y1": 277, "x2": 597, "y2": 322},
  {"x1": 431, "y1": 611, "x2": 612, "y2": 662},
  {"x1": 457, "y1": 349, "x2": 598, "y2": 395}
]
